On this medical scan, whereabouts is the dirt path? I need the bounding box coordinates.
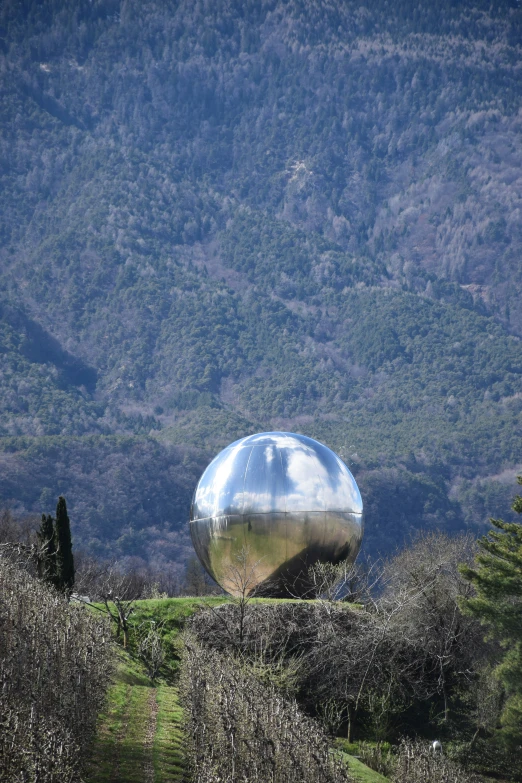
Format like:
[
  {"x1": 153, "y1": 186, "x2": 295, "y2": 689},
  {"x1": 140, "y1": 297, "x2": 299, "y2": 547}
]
[{"x1": 144, "y1": 689, "x2": 159, "y2": 783}]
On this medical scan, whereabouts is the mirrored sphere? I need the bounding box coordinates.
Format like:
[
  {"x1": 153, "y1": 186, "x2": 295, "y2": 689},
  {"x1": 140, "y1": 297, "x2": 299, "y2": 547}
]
[{"x1": 189, "y1": 432, "x2": 363, "y2": 597}]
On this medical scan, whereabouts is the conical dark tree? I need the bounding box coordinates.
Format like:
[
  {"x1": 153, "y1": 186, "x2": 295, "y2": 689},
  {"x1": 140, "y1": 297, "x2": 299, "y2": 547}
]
[
  {"x1": 55, "y1": 496, "x2": 75, "y2": 595},
  {"x1": 36, "y1": 513, "x2": 57, "y2": 586},
  {"x1": 460, "y1": 477, "x2": 522, "y2": 748}
]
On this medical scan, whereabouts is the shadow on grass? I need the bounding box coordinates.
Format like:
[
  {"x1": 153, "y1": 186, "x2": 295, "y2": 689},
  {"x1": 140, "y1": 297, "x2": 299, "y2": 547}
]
[{"x1": 88, "y1": 734, "x2": 152, "y2": 783}]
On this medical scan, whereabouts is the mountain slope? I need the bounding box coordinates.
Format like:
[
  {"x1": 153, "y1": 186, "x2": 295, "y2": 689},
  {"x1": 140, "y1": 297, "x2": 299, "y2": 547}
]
[{"x1": 0, "y1": 0, "x2": 521, "y2": 567}]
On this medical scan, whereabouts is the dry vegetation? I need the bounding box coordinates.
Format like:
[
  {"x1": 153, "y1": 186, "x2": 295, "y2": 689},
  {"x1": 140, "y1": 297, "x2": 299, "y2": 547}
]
[
  {"x1": 180, "y1": 635, "x2": 351, "y2": 783},
  {"x1": 0, "y1": 556, "x2": 112, "y2": 783}
]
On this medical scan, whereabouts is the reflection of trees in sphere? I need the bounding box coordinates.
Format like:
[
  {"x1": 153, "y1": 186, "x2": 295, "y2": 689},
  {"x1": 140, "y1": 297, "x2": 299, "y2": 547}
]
[{"x1": 189, "y1": 432, "x2": 363, "y2": 597}]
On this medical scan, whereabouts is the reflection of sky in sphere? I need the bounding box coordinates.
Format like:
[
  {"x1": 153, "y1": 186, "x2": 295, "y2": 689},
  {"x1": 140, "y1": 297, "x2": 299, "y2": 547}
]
[{"x1": 192, "y1": 432, "x2": 362, "y2": 520}]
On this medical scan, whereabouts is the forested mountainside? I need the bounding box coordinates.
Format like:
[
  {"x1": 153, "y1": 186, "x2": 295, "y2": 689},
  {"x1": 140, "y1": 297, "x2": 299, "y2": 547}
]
[{"x1": 1, "y1": 0, "x2": 521, "y2": 571}]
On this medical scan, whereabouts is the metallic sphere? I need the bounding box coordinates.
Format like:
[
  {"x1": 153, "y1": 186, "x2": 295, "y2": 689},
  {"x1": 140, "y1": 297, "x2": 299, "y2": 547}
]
[{"x1": 189, "y1": 432, "x2": 363, "y2": 597}]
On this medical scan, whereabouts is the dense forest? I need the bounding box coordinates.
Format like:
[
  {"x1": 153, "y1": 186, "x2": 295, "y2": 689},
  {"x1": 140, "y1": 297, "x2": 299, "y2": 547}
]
[{"x1": 0, "y1": 0, "x2": 521, "y2": 572}]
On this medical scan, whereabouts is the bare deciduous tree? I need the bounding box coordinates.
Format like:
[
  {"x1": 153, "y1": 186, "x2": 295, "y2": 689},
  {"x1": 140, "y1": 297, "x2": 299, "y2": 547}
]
[
  {"x1": 97, "y1": 564, "x2": 144, "y2": 648},
  {"x1": 197, "y1": 546, "x2": 267, "y2": 653},
  {"x1": 137, "y1": 621, "x2": 165, "y2": 681},
  {"x1": 189, "y1": 532, "x2": 490, "y2": 744},
  {"x1": 379, "y1": 532, "x2": 485, "y2": 724}
]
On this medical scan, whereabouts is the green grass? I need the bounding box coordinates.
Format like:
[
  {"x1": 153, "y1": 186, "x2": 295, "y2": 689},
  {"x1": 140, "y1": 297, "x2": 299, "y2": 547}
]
[
  {"x1": 339, "y1": 752, "x2": 390, "y2": 783},
  {"x1": 89, "y1": 596, "x2": 229, "y2": 680},
  {"x1": 113, "y1": 645, "x2": 152, "y2": 686},
  {"x1": 334, "y1": 740, "x2": 391, "y2": 783},
  {"x1": 129, "y1": 595, "x2": 307, "y2": 618},
  {"x1": 94, "y1": 596, "x2": 329, "y2": 679},
  {"x1": 86, "y1": 597, "x2": 374, "y2": 783},
  {"x1": 117, "y1": 684, "x2": 154, "y2": 782},
  {"x1": 154, "y1": 686, "x2": 184, "y2": 782},
  {"x1": 86, "y1": 646, "x2": 184, "y2": 783},
  {"x1": 87, "y1": 680, "x2": 130, "y2": 782}
]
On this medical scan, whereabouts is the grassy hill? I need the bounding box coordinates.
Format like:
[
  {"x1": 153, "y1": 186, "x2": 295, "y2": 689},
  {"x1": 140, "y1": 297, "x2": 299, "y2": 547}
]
[
  {"x1": 86, "y1": 597, "x2": 389, "y2": 783},
  {"x1": 0, "y1": 0, "x2": 521, "y2": 568}
]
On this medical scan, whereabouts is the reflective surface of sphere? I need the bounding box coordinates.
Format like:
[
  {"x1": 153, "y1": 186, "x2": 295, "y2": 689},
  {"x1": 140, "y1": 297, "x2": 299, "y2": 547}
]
[{"x1": 190, "y1": 432, "x2": 363, "y2": 596}]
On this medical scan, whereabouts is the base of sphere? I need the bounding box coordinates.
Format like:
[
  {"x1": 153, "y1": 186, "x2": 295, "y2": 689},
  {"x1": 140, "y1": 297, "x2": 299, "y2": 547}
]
[{"x1": 190, "y1": 510, "x2": 363, "y2": 598}]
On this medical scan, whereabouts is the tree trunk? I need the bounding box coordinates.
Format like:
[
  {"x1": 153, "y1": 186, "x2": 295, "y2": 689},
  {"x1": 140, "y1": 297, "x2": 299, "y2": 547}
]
[
  {"x1": 441, "y1": 666, "x2": 449, "y2": 723},
  {"x1": 346, "y1": 704, "x2": 353, "y2": 743}
]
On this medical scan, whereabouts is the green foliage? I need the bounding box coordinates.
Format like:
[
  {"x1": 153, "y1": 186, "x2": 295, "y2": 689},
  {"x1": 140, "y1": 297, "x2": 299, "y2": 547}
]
[
  {"x1": 0, "y1": 303, "x2": 104, "y2": 437},
  {"x1": 460, "y1": 477, "x2": 522, "y2": 748},
  {"x1": 36, "y1": 512, "x2": 57, "y2": 586},
  {"x1": 55, "y1": 495, "x2": 75, "y2": 593},
  {"x1": 0, "y1": 435, "x2": 202, "y2": 561},
  {"x1": 450, "y1": 737, "x2": 522, "y2": 782},
  {"x1": 114, "y1": 597, "x2": 228, "y2": 680},
  {"x1": 0, "y1": 0, "x2": 521, "y2": 567},
  {"x1": 336, "y1": 749, "x2": 391, "y2": 783}
]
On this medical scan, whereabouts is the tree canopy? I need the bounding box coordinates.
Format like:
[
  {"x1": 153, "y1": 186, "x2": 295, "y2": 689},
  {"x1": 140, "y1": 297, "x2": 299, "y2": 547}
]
[
  {"x1": 0, "y1": 0, "x2": 521, "y2": 568},
  {"x1": 460, "y1": 477, "x2": 522, "y2": 748}
]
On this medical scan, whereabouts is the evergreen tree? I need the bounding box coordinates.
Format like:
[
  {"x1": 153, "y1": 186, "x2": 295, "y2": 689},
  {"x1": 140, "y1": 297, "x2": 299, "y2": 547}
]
[
  {"x1": 460, "y1": 477, "x2": 522, "y2": 748},
  {"x1": 36, "y1": 513, "x2": 57, "y2": 586},
  {"x1": 55, "y1": 496, "x2": 75, "y2": 595}
]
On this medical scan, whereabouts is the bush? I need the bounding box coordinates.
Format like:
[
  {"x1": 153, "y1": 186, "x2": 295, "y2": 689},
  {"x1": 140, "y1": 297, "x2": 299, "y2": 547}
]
[
  {"x1": 392, "y1": 739, "x2": 480, "y2": 783},
  {"x1": 358, "y1": 742, "x2": 396, "y2": 778},
  {"x1": 180, "y1": 634, "x2": 351, "y2": 783},
  {"x1": 0, "y1": 556, "x2": 112, "y2": 782}
]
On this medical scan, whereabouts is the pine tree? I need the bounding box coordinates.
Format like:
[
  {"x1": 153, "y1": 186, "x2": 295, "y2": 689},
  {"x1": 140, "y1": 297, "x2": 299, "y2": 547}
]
[
  {"x1": 460, "y1": 477, "x2": 522, "y2": 748},
  {"x1": 36, "y1": 513, "x2": 57, "y2": 586},
  {"x1": 55, "y1": 496, "x2": 75, "y2": 595}
]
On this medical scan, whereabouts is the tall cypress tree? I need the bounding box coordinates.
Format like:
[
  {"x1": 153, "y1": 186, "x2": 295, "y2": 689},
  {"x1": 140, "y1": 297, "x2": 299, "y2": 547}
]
[
  {"x1": 55, "y1": 496, "x2": 75, "y2": 595},
  {"x1": 36, "y1": 513, "x2": 57, "y2": 586}
]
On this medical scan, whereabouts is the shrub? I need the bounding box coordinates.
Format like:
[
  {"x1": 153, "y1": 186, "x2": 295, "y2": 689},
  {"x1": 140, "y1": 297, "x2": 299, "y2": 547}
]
[
  {"x1": 358, "y1": 742, "x2": 396, "y2": 778},
  {"x1": 180, "y1": 634, "x2": 351, "y2": 783},
  {"x1": 392, "y1": 739, "x2": 481, "y2": 783},
  {"x1": 0, "y1": 556, "x2": 112, "y2": 782}
]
